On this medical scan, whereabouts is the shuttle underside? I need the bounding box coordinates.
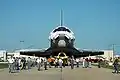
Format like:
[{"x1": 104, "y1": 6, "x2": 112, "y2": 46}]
[
  {"x1": 20, "y1": 26, "x2": 104, "y2": 58},
  {"x1": 19, "y1": 12, "x2": 104, "y2": 58}
]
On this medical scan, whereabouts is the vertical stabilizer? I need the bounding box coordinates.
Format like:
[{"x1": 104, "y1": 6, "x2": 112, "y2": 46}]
[{"x1": 60, "y1": 10, "x2": 64, "y2": 26}]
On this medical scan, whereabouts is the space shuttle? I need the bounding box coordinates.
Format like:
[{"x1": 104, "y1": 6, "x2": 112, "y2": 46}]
[{"x1": 20, "y1": 10, "x2": 104, "y2": 58}]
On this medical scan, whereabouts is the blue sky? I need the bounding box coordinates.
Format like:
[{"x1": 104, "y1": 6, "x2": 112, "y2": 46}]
[{"x1": 0, "y1": 0, "x2": 120, "y2": 54}]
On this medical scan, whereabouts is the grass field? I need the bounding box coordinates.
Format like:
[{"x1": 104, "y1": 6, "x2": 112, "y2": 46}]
[
  {"x1": 92, "y1": 63, "x2": 113, "y2": 69},
  {"x1": 0, "y1": 63, "x2": 8, "y2": 69},
  {"x1": 92, "y1": 62, "x2": 120, "y2": 70}
]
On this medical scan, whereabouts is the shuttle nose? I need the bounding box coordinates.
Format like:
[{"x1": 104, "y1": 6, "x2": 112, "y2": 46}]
[{"x1": 58, "y1": 40, "x2": 66, "y2": 47}]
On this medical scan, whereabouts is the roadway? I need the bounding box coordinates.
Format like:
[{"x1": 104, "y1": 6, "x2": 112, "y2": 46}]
[{"x1": 0, "y1": 66, "x2": 120, "y2": 80}]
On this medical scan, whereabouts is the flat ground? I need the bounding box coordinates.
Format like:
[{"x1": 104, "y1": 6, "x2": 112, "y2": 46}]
[{"x1": 0, "y1": 66, "x2": 120, "y2": 80}]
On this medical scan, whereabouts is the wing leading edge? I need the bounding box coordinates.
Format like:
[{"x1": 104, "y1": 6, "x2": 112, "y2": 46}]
[
  {"x1": 19, "y1": 49, "x2": 51, "y2": 57},
  {"x1": 74, "y1": 49, "x2": 104, "y2": 58},
  {"x1": 18, "y1": 48, "x2": 104, "y2": 58}
]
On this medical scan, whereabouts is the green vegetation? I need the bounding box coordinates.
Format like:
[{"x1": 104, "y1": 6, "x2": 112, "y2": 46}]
[
  {"x1": 92, "y1": 63, "x2": 113, "y2": 69},
  {"x1": 0, "y1": 63, "x2": 8, "y2": 69},
  {"x1": 92, "y1": 61, "x2": 120, "y2": 70}
]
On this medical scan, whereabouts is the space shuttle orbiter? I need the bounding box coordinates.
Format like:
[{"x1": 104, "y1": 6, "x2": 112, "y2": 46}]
[{"x1": 20, "y1": 10, "x2": 104, "y2": 58}]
